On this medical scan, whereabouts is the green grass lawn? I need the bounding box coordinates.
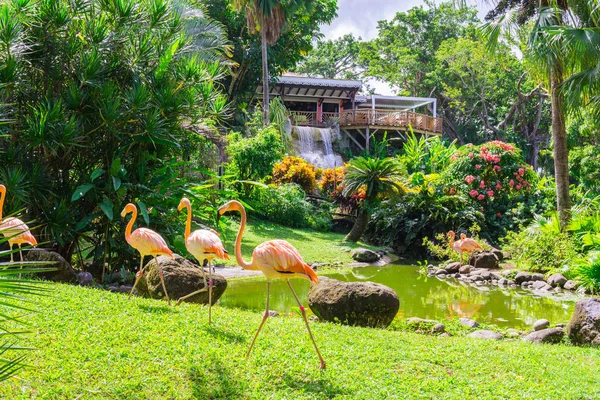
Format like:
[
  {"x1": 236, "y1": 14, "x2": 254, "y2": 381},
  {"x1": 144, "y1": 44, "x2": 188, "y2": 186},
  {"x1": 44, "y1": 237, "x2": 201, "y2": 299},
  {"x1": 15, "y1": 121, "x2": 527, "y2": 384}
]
[
  {"x1": 2, "y1": 283, "x2": 599, "y2": 399},
  {"x1": 217, "y1": 218, "x2": 379, "y2": 266}
]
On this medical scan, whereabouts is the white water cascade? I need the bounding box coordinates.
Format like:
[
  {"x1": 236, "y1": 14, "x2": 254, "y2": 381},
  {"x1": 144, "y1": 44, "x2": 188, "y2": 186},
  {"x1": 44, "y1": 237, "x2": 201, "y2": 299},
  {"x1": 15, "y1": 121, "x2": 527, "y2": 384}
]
[{"x1": 293, "y1": 126, "x2": 344, "y2": 169}]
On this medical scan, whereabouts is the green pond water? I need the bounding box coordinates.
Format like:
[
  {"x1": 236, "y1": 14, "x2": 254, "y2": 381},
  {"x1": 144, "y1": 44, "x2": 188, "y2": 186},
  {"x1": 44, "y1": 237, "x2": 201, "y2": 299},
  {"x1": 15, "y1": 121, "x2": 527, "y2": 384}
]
[{"x1": 218, "y1": 263, "x2": 581, "y2": 329}]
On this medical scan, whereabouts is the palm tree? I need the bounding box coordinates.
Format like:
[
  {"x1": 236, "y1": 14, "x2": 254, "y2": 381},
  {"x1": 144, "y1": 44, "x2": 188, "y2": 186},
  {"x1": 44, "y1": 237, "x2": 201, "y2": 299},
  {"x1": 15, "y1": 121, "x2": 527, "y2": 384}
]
[
  {"x1": 232, "y1": 0, "x2": 305, "y2": 125},
  {"x1": 482, "y1": 0, "x2": 599, "y2": 229},
  {"x1": 342, "y1": 157, "x2": 405, "y2": 243}
]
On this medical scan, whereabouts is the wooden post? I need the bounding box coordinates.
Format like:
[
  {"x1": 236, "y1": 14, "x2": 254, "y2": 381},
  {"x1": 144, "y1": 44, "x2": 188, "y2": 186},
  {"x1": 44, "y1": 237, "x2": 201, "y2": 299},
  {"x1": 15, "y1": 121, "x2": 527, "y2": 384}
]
[
  {"x1": 317, "y1": 99, "x2": 323, "y2": 123},
  {"x1": 365, "y1": 126, "x2": 370, "y2": 155}
]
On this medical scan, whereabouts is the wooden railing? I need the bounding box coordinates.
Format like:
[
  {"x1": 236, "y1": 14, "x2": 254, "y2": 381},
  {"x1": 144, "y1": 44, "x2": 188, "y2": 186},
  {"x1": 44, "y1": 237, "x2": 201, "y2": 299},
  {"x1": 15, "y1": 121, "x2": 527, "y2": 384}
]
[{"x1": 290, "y1": 109, "x2": 443, "y2": 134}]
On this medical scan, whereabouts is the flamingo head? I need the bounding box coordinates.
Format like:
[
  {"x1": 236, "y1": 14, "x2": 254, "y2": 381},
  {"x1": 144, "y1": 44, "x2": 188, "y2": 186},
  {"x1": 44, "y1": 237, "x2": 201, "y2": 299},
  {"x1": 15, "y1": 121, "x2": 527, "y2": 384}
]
[
  {"x1": 120, "y1": 203, "x2": 137, "y2": 218},
  {"x1": 177, "y1": 197, "x2": 190, "y2": 212},
  {"x1": 217, "y1": 200, "x2": 244, "y2": 223},
  {"x1": 0, "y1": 184, "x2": 5, "y2": 198},
  {"x1": 460, "y1": 233, "x2": 467, "y2": 240},
  {"x1": 447, "y1": 230, "x2": 456, "y2": 240}
]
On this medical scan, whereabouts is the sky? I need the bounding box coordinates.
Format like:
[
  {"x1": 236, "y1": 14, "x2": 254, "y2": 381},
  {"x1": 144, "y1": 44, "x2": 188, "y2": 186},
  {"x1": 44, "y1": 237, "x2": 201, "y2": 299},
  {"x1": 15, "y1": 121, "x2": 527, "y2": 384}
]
[{"x1": 318, "y1": 0, "x2": 491, "y2": 94}]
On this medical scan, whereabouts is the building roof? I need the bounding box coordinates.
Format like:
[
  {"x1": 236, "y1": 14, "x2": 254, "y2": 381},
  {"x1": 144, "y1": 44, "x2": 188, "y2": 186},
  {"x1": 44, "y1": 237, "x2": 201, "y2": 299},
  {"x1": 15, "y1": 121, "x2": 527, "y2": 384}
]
[
  {"x1": 356, "y1": 95, "x2": 437, "y2": 111},
  {"x1": 256, "y1": 75, "x2": 362, "y2": 101}
]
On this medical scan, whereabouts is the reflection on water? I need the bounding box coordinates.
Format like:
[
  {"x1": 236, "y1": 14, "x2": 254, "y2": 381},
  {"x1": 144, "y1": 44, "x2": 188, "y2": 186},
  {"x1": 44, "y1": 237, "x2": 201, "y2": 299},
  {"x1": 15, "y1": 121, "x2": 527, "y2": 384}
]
[{"x1": 219, "y1": 263, "x2": 582, "y2": 328}]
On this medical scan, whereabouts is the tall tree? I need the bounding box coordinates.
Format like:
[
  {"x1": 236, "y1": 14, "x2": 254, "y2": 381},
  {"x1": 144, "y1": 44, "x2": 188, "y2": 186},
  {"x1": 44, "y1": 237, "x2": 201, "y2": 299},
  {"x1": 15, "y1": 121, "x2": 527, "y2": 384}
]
[
  {"x1": 295, "y1": 34, "x2": 363, "y2": 79},
  {"x1": 482, "y1": 0, "x2": 599, "y2": 228}
]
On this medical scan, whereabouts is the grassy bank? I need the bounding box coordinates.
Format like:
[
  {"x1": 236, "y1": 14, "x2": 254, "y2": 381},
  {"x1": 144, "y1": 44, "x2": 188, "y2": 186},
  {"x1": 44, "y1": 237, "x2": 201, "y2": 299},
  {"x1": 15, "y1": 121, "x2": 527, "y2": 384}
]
[
  {"x1": 2, "y1": 283, "x2": 599, "y2": 399},
  {"x1": 218, "y1": 218, "x2": 378, "y2": 265}
]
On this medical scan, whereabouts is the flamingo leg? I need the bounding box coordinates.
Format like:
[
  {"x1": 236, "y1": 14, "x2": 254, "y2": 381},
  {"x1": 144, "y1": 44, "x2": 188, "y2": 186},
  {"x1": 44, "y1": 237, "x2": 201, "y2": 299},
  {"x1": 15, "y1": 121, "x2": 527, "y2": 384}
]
[
  {"x1": 208, "y1": 260, "x2": 213, "y2": 325},
  {"x1": 129, "y1": 256, "x2": 145, "y2": 300},
  {"x1": 287, "y1": 280, "x2": 326, "y2": 370},
  {"x1": 9, "y1": 243, "x2": 13, "y2": 263},
  {"x1": 246, "y1": 281, "x2": 270, "y2": 359},
  {"x1": 155, "y1": 255, "x2": 171, "y2": 306},
  {"x1": 175, "y1": 260, "x2": 210, "y2": 306},
  {"x1": 18, "y1": 244, "x2": 23, "y2": 279}
]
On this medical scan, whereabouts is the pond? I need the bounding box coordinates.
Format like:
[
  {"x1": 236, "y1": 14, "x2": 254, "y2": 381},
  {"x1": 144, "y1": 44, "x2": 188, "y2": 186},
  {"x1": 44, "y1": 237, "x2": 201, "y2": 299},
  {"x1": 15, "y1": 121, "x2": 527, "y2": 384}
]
[{"x1": 218, "y1": 263, "x2": 581, "y2": 329}]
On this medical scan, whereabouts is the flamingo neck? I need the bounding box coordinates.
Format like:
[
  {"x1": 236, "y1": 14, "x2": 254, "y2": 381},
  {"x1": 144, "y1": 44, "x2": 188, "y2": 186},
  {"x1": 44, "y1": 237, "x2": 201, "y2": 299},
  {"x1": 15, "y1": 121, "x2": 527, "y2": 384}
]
[
  {"x1": 448, "y1": 235, "x2": 455, "y2": 248},
  {"x1": 184, "y1": 203, "x2": 192, "y2": 241},
  {"x1": 0, "y1": 189, "x2": 4, "y2": 222},
  {"x1": 234, "y1": 207, "x2": 254, "y2": 270},
  {"x1": 125, "y1": 208, "x2": 137, "y2": 243}
]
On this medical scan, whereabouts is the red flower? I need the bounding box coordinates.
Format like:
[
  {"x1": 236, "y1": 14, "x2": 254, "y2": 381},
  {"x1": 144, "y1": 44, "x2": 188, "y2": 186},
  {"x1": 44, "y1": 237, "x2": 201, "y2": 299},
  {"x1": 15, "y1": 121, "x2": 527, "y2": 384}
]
[
  {"x1": 449, "y1": 188, "x2": 456, "y2": 195},
  {"x1": 475, "y1": 164, "x2": 481, "y2": 169},
  {"x1": 495, "y1": 181, "x2": 502, "y2": 190},
  {"x1": 469, "y1": 190, "x2": 478, "y2": 198},
  {"x1": 509, "y1": 179, "x2": 515, "y2": 187},
  {"x1": 468, "y1": 152, "x2": 474, "y2": 159},
  {"x1": 477, "y1": 194, "x2": 485, "y2": 201},
  {"x1": 465, "y1": 175, "x2": 475, "y2": 184},
  {"x1": 518, "y1": 168, "x2": 525, "y2": 176},
  {"x1": 516, "y1": 184, "x2": 522, "y2": 190},
  {"x1": 487, "y1": 190, "x2": 494, "y2": 197},
  {"x1": 493, "y1": 165, "x2": 501, "y2": 172},
  {"x1": 479, "y1": 180, "x2": 485, "y2": 188},
  {"x1": 497, "y1": 212, "x2": 502, "y2": 217}
]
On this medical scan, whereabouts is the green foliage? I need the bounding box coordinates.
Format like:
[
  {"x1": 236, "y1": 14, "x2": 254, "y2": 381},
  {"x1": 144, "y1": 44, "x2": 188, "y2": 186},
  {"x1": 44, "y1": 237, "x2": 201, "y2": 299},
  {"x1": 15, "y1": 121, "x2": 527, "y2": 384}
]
[
  {"x1": 571, "y1": 251, "x2": 600, "y2": 295},
  {"x1": 295, "y1": 34, "x2": 363, "y2": 80},
  {"x1": 569, "y1": 145, "x2": 600, "y2": 196},
  {"x1": 0, "y1": 0, "x2": 230, "y2": 268},
  {"x1": 399, "y1": 133, "x2": 457, "y2": 174},
  {"x1": 226, "y1": 125, "x2": 284, "y2": 183},
  {"x1": 246, "y1": 183, "x2": 331, "y2": 231},
  {"x1": 342, "y1": 156, "x2": 405, "y2": 206}
]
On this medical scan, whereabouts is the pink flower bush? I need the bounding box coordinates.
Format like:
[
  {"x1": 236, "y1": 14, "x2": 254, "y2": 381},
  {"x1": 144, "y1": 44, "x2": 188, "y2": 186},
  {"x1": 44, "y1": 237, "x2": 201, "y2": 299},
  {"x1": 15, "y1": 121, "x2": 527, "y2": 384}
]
[
  {"x1": 468, "y1": 152, "x2": 474, "y2": 159},
  {"x1": 465, "y1": 175, "x2": 475, "y2": 184},
  {"x1": 479, "y1": 180, "x2": 485, "y2": 188},
  {"x1": 493, "y1": 165, "x2": 501, "y2": 172},
  {"x1": 495, "y1": 181, "x2": 502, "y2": 190},
  {"x1": 487, "y1": 190, "x2": 494, "y2": 197},
  {"x1": 509, "y1": 179, "x2": 515, "y2": 187},
  {"x1": 477, "y1": 194, "x2": 485, "y2": 201},
  {"x1": 518, "y1": 168, "x2": 525, "y2": 177},
  {"x1": 475, "y1": 164, "x2": 481, "y2": 170},
  {"x1": 516, "y1": 184, "x2": 522, "y2": 190},
  {"x1": 469, "y1": 190, "x2": 478, "y2": 198}
]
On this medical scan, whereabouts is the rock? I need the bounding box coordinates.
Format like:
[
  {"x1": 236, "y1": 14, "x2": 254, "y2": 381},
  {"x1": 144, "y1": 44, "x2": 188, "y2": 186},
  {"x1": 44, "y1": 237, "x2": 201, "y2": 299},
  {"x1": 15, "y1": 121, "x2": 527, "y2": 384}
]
[
  {"x1": 267, "y1": 310, "x2": 280, "y2": 317},
  {"x1": 432, "y1": 323, "x2": 446, "y2": 334},
  {"x1": 531, "y1": 281, "x2": 552, "y2": 291},
  {"x1": 468, "y1": 252, "x2": 499, "y2": 269},
  {"x1": 534, "y1": 319, "x2": 550, "y2": 331},
  {"x1": 24, "y1": 249, "x2": 77, "y2": 283},
  {"x1": 439, "y1": 332, "x2": 452, "y2": 337},
  {"x1": 491, "y1": 248, "x2": 504, "y2": 261},
  {"x1": 434, "y1": 269, "x2": 447, "y2": 276},
  {"x1": 137, "y1": 254, "x2": 227, "y2": 305},
  {"x1": 548, "y1": 273, "x2": 567, "y2": 288},
  {"x1": 109, "y1": 285, "x2": 134, "y2": 294},
  {"x1": 498, "y1": 278, "x2": 508, "y2": 286},
  {"x1": 507, "y1": 280, "x2": 516, "y2": 286},
  {"x1": 311, "y1": 262, "x2": 328, "y2": 270},
  {"x1": 468, "y1": 330, "x2": 502, "y2": 340},
  {"x1": 469, "y1": 269, "x2": 483, "y2": 276},
  {"x1": 351, "y1": 248, "x2": 381, "y2": 263},
  {"x1": 308, "y1": 315, "x2": 319, "y2": 322},
  {"x1": 555, "y1": 323, "x2": 566, "y2": 328},
  {"x1": 567, "y1": 298, "x2": 600, "y2": 346},
  {"x1": 471, "y1": 275, "x2": 484, "y2": 282},
  {"x1": 506, "y1": 329, "x2": 521, "y2": 338},
  {"x1": 480, "y1": 270, "x2": 492, "y2": 280},
  {"x1": 501, "y1": 270, "x2": 514, "y2": 277},
  {"x1": 77, "y1": 271, "x2": 93, "y2": 287},
  {"x1": 437, "y1": 274, "x2": 447, "y2": 278},
  {"x1": 459, "y1": 265, "x2": 472, "y2": 274},
  {"x1": 523, "y1": 328, "x2": 564, "y2": 344},
  {"x1": 445, "y1": 262, "x2": 461, "y2": 273},
  {"x1": 491, "y1": 272, "x2": 503, "y2": 280},
  {"x1": 308, "y1": 277, "x2": 399, "y2": 328},
  {"x1": 459, "y1": 318, "x2": 480, "y2": 328},
  {"x1": 406, "y1": 317, "x2": 438, "y2": 326},
  {"x1": 514, "y1": 272, "x2": 532, "y2": 284},
  {"x1": 563, "y1": 280, "x2": 579, "y2": 291},
  {"x1": 531, "y1": 273, "x2": 545, "y2": 281}
]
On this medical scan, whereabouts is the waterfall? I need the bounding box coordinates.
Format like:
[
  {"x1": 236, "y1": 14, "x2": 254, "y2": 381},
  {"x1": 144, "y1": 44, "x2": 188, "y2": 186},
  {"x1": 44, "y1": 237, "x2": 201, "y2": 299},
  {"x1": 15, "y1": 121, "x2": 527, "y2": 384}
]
[{"x1": 293, "y1": 126, "x2": 343, "y2": 169}]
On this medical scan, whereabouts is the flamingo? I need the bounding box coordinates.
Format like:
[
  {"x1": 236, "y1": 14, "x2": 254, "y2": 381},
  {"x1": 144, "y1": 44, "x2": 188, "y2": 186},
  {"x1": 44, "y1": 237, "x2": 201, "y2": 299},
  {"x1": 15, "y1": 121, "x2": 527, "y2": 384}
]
[
  {"x1": 217, "y1": 200, "x2": 326, "y2": 370},
  {"x1": 121, "y1": 203, "x2": 173, "y2": 305},
  {"x1": 447, "y1": 231, "x2": 483, "y2": 265},
  {"x1": 176, "y1": 197, "x2": 229, "y2": 323},
  {"x1": 0, "y1": 184, "x2": 38, "y2": 264}
]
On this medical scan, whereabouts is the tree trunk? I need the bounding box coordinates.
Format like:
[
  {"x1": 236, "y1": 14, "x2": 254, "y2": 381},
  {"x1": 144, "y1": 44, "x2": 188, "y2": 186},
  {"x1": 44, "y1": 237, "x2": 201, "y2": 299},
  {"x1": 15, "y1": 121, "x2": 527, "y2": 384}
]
[
  {"x1": 344, "y1": 208, "x2": 370, "y2": 243},
  {"x1": 550, "y1": 68, "x2": 571, "y2": 229},
  {"x1": 261, "y1": 29, "x2": 270, "y2": 126}
]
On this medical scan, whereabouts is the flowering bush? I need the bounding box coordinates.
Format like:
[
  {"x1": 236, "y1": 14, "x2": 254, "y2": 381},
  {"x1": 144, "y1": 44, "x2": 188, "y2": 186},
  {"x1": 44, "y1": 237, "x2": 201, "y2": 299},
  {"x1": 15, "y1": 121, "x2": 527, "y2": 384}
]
[
  {"x1": 318, "y1": 166, "x2": 345, "y2": 197},
  {"x1": 271, "y1": 156, "x2": 317, "y2": 193},
  {"x1": 444, "y1": 140, "x2": 539, "y2": 237}
]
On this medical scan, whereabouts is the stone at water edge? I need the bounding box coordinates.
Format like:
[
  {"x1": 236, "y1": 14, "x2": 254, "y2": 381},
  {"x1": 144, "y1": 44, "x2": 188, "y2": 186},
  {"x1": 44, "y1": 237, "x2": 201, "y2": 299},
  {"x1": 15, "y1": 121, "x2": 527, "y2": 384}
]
[
  {"x1": 444, "y1": 262, "x2": 461, "y2": 273},
  {"x1": 24, "y1": 248, "x2": 78, "y2": 283},
  {"x1": 459, "y1": 265, "x2": 472, "y2": 274},
  {"x1": 351, "y1": 248, "x2": 381, "y2": 263},
  {"x1": 434, "y1": 269, "x2": 447, "y2": 276},
  {"x1": 136, "y1": 254, "x2": 227, "y2": 305},
  {"x1": 567, "y1": 298, "x2": 600, "y2": 346},
  {"x1": 468, "y1": 252, "x2": 499, "y2": 269},
  {"x1": 563, "y1": 280, "x2": 579, "y2": 291},
  {"x1": 514, "y1": 272, "x2": 532, "y2": 284},
  {"x1": 491, "y1": 248, "x2": 504, "y2": 261},
  {"x1": 531, "y1": 281, "x2": 552, "y2": 291},
  {"x1": 459, "y1": 318, "x2": 480, "y2": 328},
  {"x1": 432, "y1": 323, "x2": 446, "y2": 334},
  {"x1": 308, "y1": 277, "x2": 399, "y2": 328},
  {"x1": 267, "y1": 310, "x2": 280, "y2": 317},
  {"x1": 531, "y1": 273, "x2": 545, "y2": 281},
  {"x1": 523, "y1": 328, "x2": 564, "y2": 344},
  {"x1": 77, "y1": 271, "x2": 93, "y2": 287},
  {"x1": 533, "y1": 319, "x2": 550, "y2": 331},
  {"x1": 548, "y1": 273, "x2": 568, "y2": 288},
  {"x1": 468, "y1": 330, "x2": 502, "y2": 340}
]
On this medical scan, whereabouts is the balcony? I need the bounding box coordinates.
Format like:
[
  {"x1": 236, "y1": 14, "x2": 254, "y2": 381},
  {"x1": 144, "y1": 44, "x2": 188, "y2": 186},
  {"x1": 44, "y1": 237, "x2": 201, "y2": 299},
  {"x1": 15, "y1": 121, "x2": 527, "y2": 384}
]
[{"x1": 289, "y1": 109, "x2": 443, "y2": 134}]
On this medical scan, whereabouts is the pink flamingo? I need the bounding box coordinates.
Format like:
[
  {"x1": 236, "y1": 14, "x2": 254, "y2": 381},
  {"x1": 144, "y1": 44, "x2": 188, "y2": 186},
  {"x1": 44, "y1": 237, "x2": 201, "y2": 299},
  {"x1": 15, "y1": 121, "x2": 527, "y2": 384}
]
[
  {"x1": 121, "y1": 203, "x2": 173, "y2": 305},
  {"x1": 176, "y1": 197, "x2": 229, "y2": 323},
  {"x1": 447, "y1": 231, "x2": 483, "y2": 265},
  {"x1": 217, "y1": 200, "x2": 326, "y2": 370},
  {"x1": 0, "y1": 184, "x2": 38, "y2": 264}
]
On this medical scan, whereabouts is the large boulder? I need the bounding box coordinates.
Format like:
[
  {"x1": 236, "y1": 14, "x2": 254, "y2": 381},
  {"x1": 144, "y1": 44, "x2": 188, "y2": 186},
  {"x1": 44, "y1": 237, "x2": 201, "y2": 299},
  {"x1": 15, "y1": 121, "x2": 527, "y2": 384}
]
[
  {"x1": 468, "y1": 252, "x2": 499, "y2": 269},
  {"x1": 514, "y1": 272, "x2": 532, "y2": 285},
  {"x1": 77, "y1": 272, "x2": 93, "y2": 287},
  {"x1": 548, "y1": 273, "x2": 568, "y2": 288},
  {"x1": 523, "y1": 328, "x2": 564, "y2": 344},
  {"x1": 24, "y1": 249, "x2": 77, "y2": 283},
  {"x1": 308, "y1": 277, "x2": 399, "y2": 328},
  {"x1": 567, "y1": 298, "x2": 600, "y2": 346},
  {"x1": 136, "y1": 254, "x2": 227, "y2": 305},
  {"x1": 351, "y1": 248, "x2": 381, "y2": 263}
]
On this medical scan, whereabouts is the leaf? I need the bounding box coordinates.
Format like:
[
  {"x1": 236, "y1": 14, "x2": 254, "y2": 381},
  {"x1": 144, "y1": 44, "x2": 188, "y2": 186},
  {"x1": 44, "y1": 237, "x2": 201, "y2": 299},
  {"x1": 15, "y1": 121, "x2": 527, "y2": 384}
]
[
  {"x1": 110, "y1": 158, "x2": 121, "y2": 177},
  {"x1": 137, "y1": 201, "x2": 150, "y2": 225},
  {"x1": 75, "y1": 213, "x2": 98, "y2": 231},
  {"x1": 99, "y1": 196, "x2": 114, "y2": 221},
  {"x1": 112, "y1": 176, "x2": 121, "y2": 191},
  {"x1": 90, "y1": 168, "x2": 105, "y2": 182},
  {"x1": 71, "y1": 184, "x2": 95, "y2": 201}
]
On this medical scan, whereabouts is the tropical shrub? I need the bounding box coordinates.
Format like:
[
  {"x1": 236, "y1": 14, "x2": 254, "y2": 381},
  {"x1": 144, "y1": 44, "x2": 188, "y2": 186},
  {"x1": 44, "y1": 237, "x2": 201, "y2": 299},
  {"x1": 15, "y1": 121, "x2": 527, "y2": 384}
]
[
  {"x1": 571, "y1": 252, "x2": 600, "y2": 295},
  {"x1": 227, "y1": 126, "x2": 284, "y2": 183},
  {"x1": 443, "y1": 141, "x2": 539, "y2": 238},
  {"x1": 246, "y1": 184, "x2": 331, "y2": 231},
  {"x1": 318, "y1": 166, "x2": 345, "y2": 198},
  {"x1": 271, "y1": 156, "x2": 317, "y2": 193},
  {"x1": 0, "y1": 0, "x2": 230, "y2": 267},
  {"x1": 399, "y1": 133, "x2": 457, "y2": 174},
  {"x1": 569, "y1": 145, "x2": 600, "y2": 196}
]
